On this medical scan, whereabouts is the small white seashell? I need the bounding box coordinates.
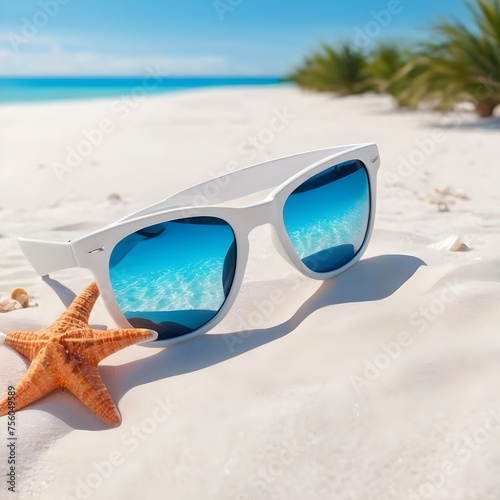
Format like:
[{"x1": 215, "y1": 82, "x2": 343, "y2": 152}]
[
  {"x1": 11, "y1": 288, "x2": 30, "y2": 308},
  {"x1": 453, "y1": 188, "x2": 470, "y2": 200},
  {"x1": 429, "y1": 235, "x2": 470, "y2": 252},
  {"x1": 0, "y1": 297, "x2": 22, "y2": 312}
]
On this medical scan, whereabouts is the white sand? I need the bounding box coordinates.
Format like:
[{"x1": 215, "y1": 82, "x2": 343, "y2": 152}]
[{"x1": 0, "y1": 87, "x2": 499, "y2": 500}]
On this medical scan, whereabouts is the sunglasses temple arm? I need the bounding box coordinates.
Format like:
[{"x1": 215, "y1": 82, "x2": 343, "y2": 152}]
[
  {"x1": 17, "y1": 236, "x2": 77, "y2": 276},
  {"x1": 118, "y1": 145, "x2": 374, "y2": 219}
]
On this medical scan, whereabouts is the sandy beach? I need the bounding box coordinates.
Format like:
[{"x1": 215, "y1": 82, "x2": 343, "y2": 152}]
[{"x1": 0, "y1": 86, "x2": 499, "y2": 499}]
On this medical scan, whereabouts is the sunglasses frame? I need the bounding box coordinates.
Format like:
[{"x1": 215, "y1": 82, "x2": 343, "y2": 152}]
[{"x1": 19, "y1": 143, "x2": 380, "y2": 347}]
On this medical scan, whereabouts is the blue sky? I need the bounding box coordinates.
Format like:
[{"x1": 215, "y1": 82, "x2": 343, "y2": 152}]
[{"x1": 0, "y1": 0, "x2": 471, "y2": 76}]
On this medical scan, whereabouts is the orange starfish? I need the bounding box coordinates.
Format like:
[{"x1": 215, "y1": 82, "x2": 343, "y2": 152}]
[{"x1": 0, "y1": 282, "x2": 157, "y2": 427}]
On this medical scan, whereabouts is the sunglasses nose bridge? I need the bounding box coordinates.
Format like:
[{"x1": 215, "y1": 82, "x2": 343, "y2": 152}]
[{"x1": 236, "y1": 199, "x2": 277, "y2": 233}]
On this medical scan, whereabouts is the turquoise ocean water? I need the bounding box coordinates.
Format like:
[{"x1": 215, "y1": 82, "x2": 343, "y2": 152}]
[{"x1": 0, "y1": 76, "x2": 282, "y2": 104}]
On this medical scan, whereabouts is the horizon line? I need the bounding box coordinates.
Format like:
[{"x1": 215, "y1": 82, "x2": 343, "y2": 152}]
[{"x1": 0, "y1": 75, "x2": 284, "y2": 79}]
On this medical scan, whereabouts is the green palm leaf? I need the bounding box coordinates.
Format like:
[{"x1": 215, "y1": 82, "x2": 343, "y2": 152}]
[{"x1": 402, "y1": 0, "x2": 500, "y2": 117}]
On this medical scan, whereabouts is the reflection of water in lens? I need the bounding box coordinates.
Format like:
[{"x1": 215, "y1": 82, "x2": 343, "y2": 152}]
[
  {"x1": 286, "y1": 199, "x2": 367, "y2": 259},
  {"x1": 111, "y1": 257, "x2": 226, "y2": 313},
  {"x1": 109, "y1": 217, "x2": 236, "y2": 336},
  {"x1": 283, "y1": 161, "x2": 370, "y2": 273}
]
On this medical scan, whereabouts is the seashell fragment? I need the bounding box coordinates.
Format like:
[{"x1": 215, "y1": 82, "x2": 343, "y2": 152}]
[
  {"x1": 108, "y1": 193, "x2": 122, "y2": 204},
  {"x1": 11, "y1": 288, "x2": 30, "y2": 308},
  {"x1": 429, "y1": 235, "x2": 470, "y2": 252},
  {"x1": 437, "y1": 202, "x2": 450, "y2": 213},
  {"x1": 0, "y1": 297, "x2": 22, "y2": 312}
]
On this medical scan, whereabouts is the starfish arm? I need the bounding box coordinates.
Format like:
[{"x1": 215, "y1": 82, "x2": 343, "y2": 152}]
[
  {"x1": 4, "y1": 331, "x2": 51, "y2": 360},
  {"x1": 0, "y1": 354, "x2": 60, "y2": 416},
  {"x1": 55, "y1": 282, "x2": 100, "y2": 329},
  {"x1": 62, "y1": 328, "x2": 157, "y2": 364},
  {"x1": 60, "y1": 363, "x2": 121, "y2": 426}
]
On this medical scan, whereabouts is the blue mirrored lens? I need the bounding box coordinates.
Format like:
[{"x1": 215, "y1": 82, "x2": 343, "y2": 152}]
[
  {"x1": 283, "y1": 160, "x2": 370, "y2": 273},
  {"x1": 109, "y1": 217, "x2": 237, "y2": 341}
]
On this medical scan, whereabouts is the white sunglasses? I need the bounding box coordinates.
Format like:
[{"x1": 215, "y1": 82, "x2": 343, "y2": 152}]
[{"x1": 19, "y1": 143, "x2": 380, "y2": 347}]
